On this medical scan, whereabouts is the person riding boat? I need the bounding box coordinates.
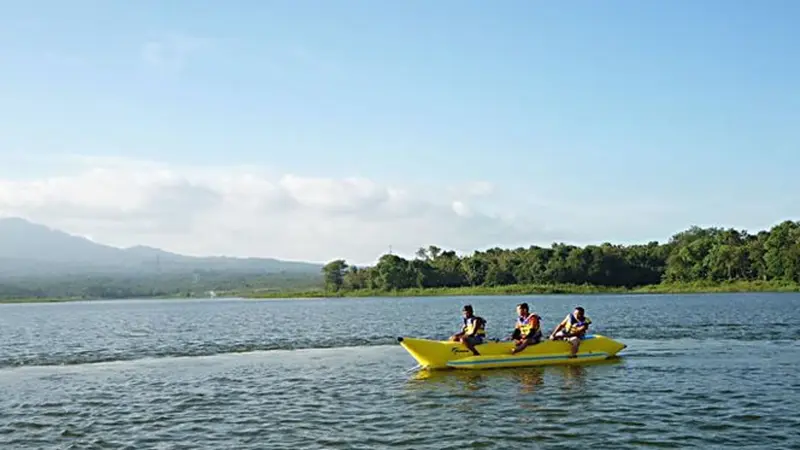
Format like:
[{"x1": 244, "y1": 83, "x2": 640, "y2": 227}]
[
  {"x1": 511, "y1": 302, "x2": 542, "y2": 354},
  {"x1": 450, "y1": 304, "x2": 486, "y2": 356},
  {"x1": 549, "y1": 306, "x2": 591, "y2": 357}
]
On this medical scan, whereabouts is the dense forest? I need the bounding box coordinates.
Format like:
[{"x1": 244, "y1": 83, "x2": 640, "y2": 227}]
[{"x1": 321, "y1": 221, "x2": 800, "y2": 292}]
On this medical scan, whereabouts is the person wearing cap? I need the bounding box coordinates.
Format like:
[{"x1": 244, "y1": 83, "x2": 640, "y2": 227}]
[
  {"x1": 548, "y1": 306, "x2": 592, "y2": 357},
  {"x1": 449, "y1": 304, "x2": 486, "y2": 356}
]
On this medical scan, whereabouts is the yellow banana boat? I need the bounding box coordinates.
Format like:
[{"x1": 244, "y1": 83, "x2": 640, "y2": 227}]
[{"x1": 397, "y1": 334, "x2": 626, "y2": 370}]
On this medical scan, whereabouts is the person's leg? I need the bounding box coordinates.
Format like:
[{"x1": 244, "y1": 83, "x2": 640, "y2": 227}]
[
  {"x1": 464, "y1": 335, "x2": 481, "y2": 356},
  {"x1": 512, "y1": 337, "x2": 531, "y2": 354},
  {"x1": 511, "y1": 329, "x2": 523, "y2": 353},
  {"x1": 513, "y1": 330, "x2": 544, "y2": 354},
  {"x1": 568, "y1": 336, "x2": 580, "y2": 357},
  {"x1": 552, "y1": 330, "x2": 567, "y2": 340}
]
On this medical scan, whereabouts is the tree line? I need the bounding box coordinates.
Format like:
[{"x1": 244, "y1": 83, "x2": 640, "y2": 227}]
[{"x1": 321, "y1": 221, "x2": 800, "y2": 292}]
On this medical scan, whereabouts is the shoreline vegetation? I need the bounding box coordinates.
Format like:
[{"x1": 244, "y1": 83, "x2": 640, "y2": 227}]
[
  {"x1": 4, "y1": 221, "x2": 800, "y2": 304},
  {"x1": 240, "y1": 279, "x2": 800, "y2": 299},
  {"x1": 308, "y1": 221, "x2": 800, "y2": 299},
  {"x1": 3, "y1": 280, "x2": 800, "y2": 304}
]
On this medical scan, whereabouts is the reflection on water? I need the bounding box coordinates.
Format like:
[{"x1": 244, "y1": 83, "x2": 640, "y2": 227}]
[
  {"x1": 409, "y1": 356, "x2": 623, "y2": 385},
  {"x1": 408, "y1": 366, "x2": 549, "y2": 392},
  {"x1": 401, "y1": 357, "x2": 631, "y2": 423},
  {"x1": 556, "y1": 364, "x2": 587, "y2": 390},
  {"x1": 515, "y1": 368, "x2": 544, "y2": 394},
  {"x1": 401, "y1": 362, "x2": 627, "y2": 429},
  {"x1": 407, "y1": 356, "x2": 623, "y2": 391}
]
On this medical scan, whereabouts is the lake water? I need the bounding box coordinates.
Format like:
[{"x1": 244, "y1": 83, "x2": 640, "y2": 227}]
[{"x1": 1, "y1": 293, "x2": 799, "y2": 449}]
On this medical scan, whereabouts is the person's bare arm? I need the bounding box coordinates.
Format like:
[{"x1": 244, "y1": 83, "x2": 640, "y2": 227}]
[{"x1": 549, "y1": 319, "x2": 566, "y2": 338}]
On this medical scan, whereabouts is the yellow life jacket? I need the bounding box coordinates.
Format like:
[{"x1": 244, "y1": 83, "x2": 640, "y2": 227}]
[
  {"x1": 516, "y1": 313, "x2": 541, "y2": 336},
  {"x1": 563, "y1": 313, "x2": 591, "y2": 334},
  {"x1": 462, "y1": 316, "x2": 486, "y2": 336}
]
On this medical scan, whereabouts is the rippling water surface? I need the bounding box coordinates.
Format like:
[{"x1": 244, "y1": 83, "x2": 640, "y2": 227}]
[{"x1": 1, "y1": 293, "x2": 799, "y2": 449}]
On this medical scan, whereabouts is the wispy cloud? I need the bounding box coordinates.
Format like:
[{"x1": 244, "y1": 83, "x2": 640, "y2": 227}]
[
  {"x1": 0, "y1": 156, "x2": 565, "y2": 263},
  {"x1": 140, "y1": 33, "x2": 215, "y2": 73}
]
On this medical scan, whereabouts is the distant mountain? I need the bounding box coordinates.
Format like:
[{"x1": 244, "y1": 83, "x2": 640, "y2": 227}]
[{"x1": 0, "y1": 217, "x2": 323, "y2": 278}]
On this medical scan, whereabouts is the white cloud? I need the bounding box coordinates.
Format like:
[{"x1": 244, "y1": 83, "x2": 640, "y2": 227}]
[
  {"x1": 0, "y1": 156, "x2": 574, "y2": 264},
  {"x1": 0, "y1": 154, "x2": 701, "y2": 264},
  {"x1": 451, "y1": 200, "x2": 472, "y2": 217}
]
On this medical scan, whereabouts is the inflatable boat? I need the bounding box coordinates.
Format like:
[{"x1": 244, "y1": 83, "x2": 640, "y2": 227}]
[{"x1": 397, "y1": 334, "x2": 626, "y2": 370}]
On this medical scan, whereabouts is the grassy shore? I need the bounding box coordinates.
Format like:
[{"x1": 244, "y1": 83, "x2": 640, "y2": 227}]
[
  {"x1": 240, "y1": 279, "x2": 800, "y2": 299},
  {"x1": 3, "y1": 280, "x2": 798, "y2": 304}
]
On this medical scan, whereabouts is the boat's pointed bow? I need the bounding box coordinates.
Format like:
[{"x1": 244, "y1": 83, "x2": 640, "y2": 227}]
[{"x1": 397, "y1": 337, "x2": 454, "y2": 370}]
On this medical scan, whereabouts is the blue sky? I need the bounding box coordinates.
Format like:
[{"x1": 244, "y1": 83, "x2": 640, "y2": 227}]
[{"x1": 0, "y1": 1, "x2": 798, "y2": 262}]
